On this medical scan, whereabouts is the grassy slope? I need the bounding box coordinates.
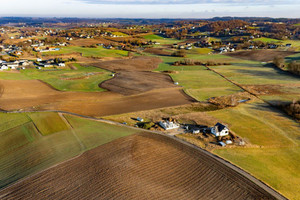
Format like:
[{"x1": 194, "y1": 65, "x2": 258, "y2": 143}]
[
  {"x1": 211, "y1": 63, "x2": 300, "y2": 85},
  {"x1": 152, "y1": 54, "x2": 242, "y2": 101},
  {"x1": 20, "y1": 63, "x2": 112, "y2": 92},
  {"x1": 42, "y1": 46, "x2": 128, "y2": 57},
  {"x1": 171, "y1": 69, "x2": 241, "y2": 101},
  {"x1": 143, "y1": 34, "x2": 184, "y2": 44},
  {"x1": 64, "y1": 115, "x2": 137, "y2": 150},
  {"x1": 209, "y1": 101, "x2": 300, "y2": 199},
  {"x1": 0, "y1": 112, "x2": 139, "y2": 189},
  {"x1": 28, "y1": 112, "x2": 70, "y2": 136}
]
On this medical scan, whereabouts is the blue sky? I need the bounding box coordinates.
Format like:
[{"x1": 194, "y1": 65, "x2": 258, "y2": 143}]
[{"x1": 0, "y1": 0, "x2": 299, "y2": 18}]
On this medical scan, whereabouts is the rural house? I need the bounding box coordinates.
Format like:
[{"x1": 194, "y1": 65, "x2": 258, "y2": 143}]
[
  {"x1": 159, "y1": 120, "x2": 179, "y2": 130},
  {"x1": 211, "y1": 123, "x2": 229, "y2": 137}
]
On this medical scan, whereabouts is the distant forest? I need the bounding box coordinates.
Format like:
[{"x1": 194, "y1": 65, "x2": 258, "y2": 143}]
[{"x1": 0, "y1": 17, "x2": 299, "y2": 26}]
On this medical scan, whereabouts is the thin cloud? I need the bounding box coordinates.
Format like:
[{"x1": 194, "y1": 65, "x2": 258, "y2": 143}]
[{"x1": 78, "y1": 0, "x2": 296, "y2": 5}]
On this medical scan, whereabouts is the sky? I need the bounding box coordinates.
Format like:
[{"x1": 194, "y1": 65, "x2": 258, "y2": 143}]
[{"x1": 0, "y1": 0, "x2": 299, "y2": 18}]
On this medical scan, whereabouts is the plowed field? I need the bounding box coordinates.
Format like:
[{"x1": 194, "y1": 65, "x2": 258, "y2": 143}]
[
  {"x1": 0, "y1": 133, "x2": 278, "y2": 200},
  {"x1": 227, "y1": 50, "x2": 295, "y2": 62},
  {"x1": 100, "y1": 71, "x2": 178, "y2": 95},
  {"x1": 91, "y1": 56, "x2": 162, "y2": 71},
  {"x1": 0, "y1": 80, "x2": 193, "y2": 116}
]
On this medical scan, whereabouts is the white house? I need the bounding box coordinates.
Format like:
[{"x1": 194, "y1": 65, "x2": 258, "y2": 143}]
[
  {"x1": 0, "y1": 65, "x2": 8, "y2": 70},
  {"x1": 58, "y1": 63, "x2": 65, "y2": 67},
  {"x1": 37, "y1": 58, "x2": 42, "y2": 62},
  {"x1": 211, "y1": 123, "x2": 229, "y2": 137},
  {"x1": 159, "y1": 120, "x2": 179, "y2": 130}
]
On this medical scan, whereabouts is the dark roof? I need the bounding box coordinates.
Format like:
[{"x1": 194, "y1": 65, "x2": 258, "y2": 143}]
[{"x1": 215, "y1": 123, "x2": 227, "y2": 132}]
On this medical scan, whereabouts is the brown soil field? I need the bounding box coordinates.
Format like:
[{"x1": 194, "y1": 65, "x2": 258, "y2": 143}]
[
  {"x1": 90, "y1": 56, "x2": 162, "y2": 71},
  {"x1": 100, "y1": 71, "x2": 177, "y2": 95},
  {"x1": 0, "y1": 80, "x2": 193, "y2": 117},
  {"x1": 68, "y1": 38, "x2": 112, "y2": 46},
  {"x1": 0, "y1": 132, "x2": 278, "y2": 200},
  {"x1": 144, "y1": 48, "x2": 173, "y2": 56},
  {"x1": 227, "y1": 50, "x2": 296, "y2": 62}
]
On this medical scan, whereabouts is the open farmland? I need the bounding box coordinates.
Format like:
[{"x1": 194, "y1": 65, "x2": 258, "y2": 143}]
[
  {"x1": 27, "y1": 112, "x2": 70, "y2": 136},
  {"x1": 227, "y1": 50, "x2": 296, "y2": 62},
  {"x1": 0, "y1": 112, "x2": 139, "y2": 189},
  {"x1": 0, "y1": 132, "x2": 280, "y2": 200},
  {"x1": 210, "y1": 62, "x2": 300, "y2": 85},
  {"x1": 100, "y1": 71, "x2": 179, "y2": 95},
  {"x1": 208, "y1": 100, "x2": 300, "y2": 199},
  {"x1": 42, "y1": 46, "x2": 128, "y2": 57},
  {"x1": 68, "y1": 38, "x2": 112, "y2": 46},
  {"x1": 170, "y1": 67, "x2": 242, "y2": 101},
  {"x1": 0, "y1": 79, "x2": 194, "y2": 117},
  {"x1": 143, "y1": 34, "x2": 184, "y2": 44},
  {"x1": 21, "y1": 63, "x2": 112, "y2": 92},
  {"x1": 91, "y1": 56, "x2": 162, "y2": 71}
]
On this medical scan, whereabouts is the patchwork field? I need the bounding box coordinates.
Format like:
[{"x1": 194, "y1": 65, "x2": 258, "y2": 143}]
[
  {"x1": 0, "y1": 79, "x2": 193, "y2": 117},
  {"x1": 0, "y1": 112, "x2": 139, "y2": 189},
  {"x1": 0, "y1": 132, "x2": 280, "y2": 200}
]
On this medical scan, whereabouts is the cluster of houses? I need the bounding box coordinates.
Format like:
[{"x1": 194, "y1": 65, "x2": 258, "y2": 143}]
[
  {"x1": 35, "y1": 58, "x2": 65, "y2": 68},
  {"x1": 0, "y1": 44, "x2": 23, "y2": 56},
  {"x1": 0, "y1": 59, "x2": 32, "y2": 70},
  {"x1": 159, "y1": 120, "x2": 229, "y2": 137},
  {"x1": 172, "y1": 43, "x2": 193, "y2": 50}
]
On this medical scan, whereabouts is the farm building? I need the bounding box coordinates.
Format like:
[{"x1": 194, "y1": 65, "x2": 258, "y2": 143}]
[
  {"x1": 211, "y1": 123, "x2": 229, "y2": 137},
  {"x1": 159, "y1": 120, "x2": 179, "y2": 130}
]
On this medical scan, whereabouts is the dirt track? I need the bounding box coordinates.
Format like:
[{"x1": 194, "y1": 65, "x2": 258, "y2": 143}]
[
  {"x1": 0, "y1": 80, "x2": 194, "y2": 117},
  {"x1": 227, "y1": 50, "x2": 296, "y2": 62},
  {"x1": 0, "y1": 132, "x2": 278, "y2": 200},
  {"x1": 91, "y1": 56, "x2": 162, "y2": 71},
  {"x1": 100, "y1": 71, "x2": 178, "y2": 95}
]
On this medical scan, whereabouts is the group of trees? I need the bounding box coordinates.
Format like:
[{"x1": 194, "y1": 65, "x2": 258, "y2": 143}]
[
  {"x1": 287, "y1": 61, "x2": 300, "y2": 75},
  {"x1": 283, "y1": 100, "x2": 300, "y2": 120},
  {"x1": 172, "y1": 59, "x2": 231, "y2": 66},
  {"x1": 273, "y1": 56, "x2": 300, "y2": 75}
]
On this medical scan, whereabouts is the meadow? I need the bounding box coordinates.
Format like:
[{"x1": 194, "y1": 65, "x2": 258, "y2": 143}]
[
  {"x1": 42, "y1": 46, "x2": 128, "y2": 57},
  {"x1": 209, "y1": 100, "x2": 300, "y2": 199},
  {"x1": 210, "y1": 63, "x2": 300, "y2": 85},
  {"x1": 143, "y1": 34, "x2": 184, "y2": 44},
  {"x1": 21, "y1": 63, "x2": 112, "y2": 92}
]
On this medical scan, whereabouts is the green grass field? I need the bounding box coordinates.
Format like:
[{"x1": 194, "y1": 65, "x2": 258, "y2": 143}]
[
  {"x1": 210, "y1": 63, "x2": 300, "y2": 85},
  {"x1": 190, "y1": 48, "x2": 213, "y2": 54},
  {"x1": 0, "y1": 113, "x2": 31, "y2": 133},
  {"x1": 111, "y1": 31, "x2": 128, "y2": 36},
  {"x1": 209, "y1": 101, "x2": 300, "y2": 199},
  {"x1": 28, "y1": 112, "x2": 70, "y2": 136},
  {"x1": 253, "y1": 37, "x2": 282, "y2": 43},
  {"x1": 42, "y1": 46, "x2": 128, "y2": 57},
  {"x1": 143, "y1": 34, "x2": 184, "y2": 44},
  {"x1": 0, "y1": 72, "x2": 31, "y2": 80},
  {"x1": 64, "y1": 115, "x2": 137, "y2": 150},
  {"x1": 0, "y1": 112, "x2": 139, "y2": 189},
  {"x1": 21, "y1": 63, "x2": 112, "y2": 92},
  {"x1": 170, "y1": 69, "x2": 241, "y2": 101}
]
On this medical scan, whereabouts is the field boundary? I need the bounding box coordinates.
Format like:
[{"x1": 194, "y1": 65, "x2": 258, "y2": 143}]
[{"x1": 0, "y1": 110, "x2": 287, "y2": 199}]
